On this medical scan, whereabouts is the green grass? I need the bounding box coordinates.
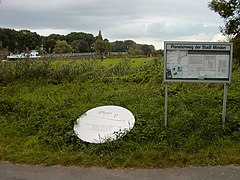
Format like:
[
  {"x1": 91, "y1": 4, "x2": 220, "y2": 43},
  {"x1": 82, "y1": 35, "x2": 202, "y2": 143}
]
[
  {"x1": 0, "y1": 57, "x2": 240, "y2": 168},
  {"x1": 100, "y1": 57, "x2": 154, "y2": 68}
]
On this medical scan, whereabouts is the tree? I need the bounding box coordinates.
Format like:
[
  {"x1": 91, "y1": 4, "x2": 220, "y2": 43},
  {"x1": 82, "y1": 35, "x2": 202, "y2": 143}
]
[
  {"x1": 48, "y1": 34, "x2": 64, "y2": 41},
  {"x1": 43, "y1": 38, "x2": 56, "y2": 53},
  {"x1": 231, "y1": 34, "x2": 240, "y2": 65},
  {"x1": 141, "y1": 44, "x2": 155, "y2": 56},
  {"x1": 127, "y1": 48, "x2": 143, "y2": 56},
  {"x1": 92, "y1": 39, "x2": 111, "y2": 58},
  {"x1": 209, "y1": 0, "x2": 240, "y2": 36},
  {"x1": 53, "y1": 40, "x2": 73, "y2": 53},
  {"x1": 0, "y1": 28, "x2": 42, "y2": 53},
  {"x1": 71, "y1": 40, "x2": 90, "y2": 52},
  {"x1": 209, "y1": 0, "x2": 240, "y2": 64},
  {"x1": 96, "y1": 30, "x2": 103, "y2": 41},
  {"x1": 65, "y1": 32, "x2": 95, "y2": 49},
  {"x1": 111, "y1": 41, "x2": 125, "y2": 52},
  {"x1": 17, "y1": 30, "x2": 42, "y2": 52},
  {"x1": 0, "y1": 28, "x2": 19, "y2": 52},
  {"x1": 111, "y1": 40, "x2": 137, "y2": 52},
  {"x1": 124, "y1": 40, "x2": 137, "y2": 51},
  {"x1": 0, "y1": 47, "x2": 9, "y2": 60},
  {"x1": 65, "y1": 32, "x2": 95, "y2": 53}
]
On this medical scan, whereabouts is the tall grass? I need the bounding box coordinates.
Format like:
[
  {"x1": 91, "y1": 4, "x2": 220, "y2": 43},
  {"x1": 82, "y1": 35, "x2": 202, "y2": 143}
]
[
  {"x1": 0, "y1": 59, "x2": 103, "y2": 84},
  {"x1": 0, "y1": 57, "x2": 240, "y2": 167}
]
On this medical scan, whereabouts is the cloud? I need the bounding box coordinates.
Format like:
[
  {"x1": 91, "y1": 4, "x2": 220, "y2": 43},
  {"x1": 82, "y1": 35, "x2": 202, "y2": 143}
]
[
  {"x1": 0, "y1": 0, "x2": 225, "y2": 49},
  {"x1": 147, "y1": 22, "x2": 202, "y2": 37},
  {"x1": 146, "y1": 21, "x2": 220, "y2": 39}
]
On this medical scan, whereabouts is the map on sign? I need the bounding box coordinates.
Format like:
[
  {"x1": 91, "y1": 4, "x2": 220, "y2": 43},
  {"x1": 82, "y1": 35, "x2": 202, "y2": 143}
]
[{"x1": 164, "y1": 42, "x2": 232, "y2": 82}]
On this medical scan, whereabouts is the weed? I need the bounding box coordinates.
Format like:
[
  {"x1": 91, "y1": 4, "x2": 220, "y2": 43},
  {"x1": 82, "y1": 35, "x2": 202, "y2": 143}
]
[{"x1": 0, "y1": 57, "x2": 240, "y2": 167}]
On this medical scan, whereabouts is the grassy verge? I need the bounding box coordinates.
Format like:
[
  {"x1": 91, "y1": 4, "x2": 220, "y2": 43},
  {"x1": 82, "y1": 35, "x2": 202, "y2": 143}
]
[{"x1": 0, "y1": 57, "x2": 240, "y2": 168}]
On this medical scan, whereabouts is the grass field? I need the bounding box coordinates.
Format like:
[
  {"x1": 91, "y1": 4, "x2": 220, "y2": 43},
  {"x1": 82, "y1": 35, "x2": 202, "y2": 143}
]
[{"x1": 0, "y1": 57, "x2": 240, "y2": 168}]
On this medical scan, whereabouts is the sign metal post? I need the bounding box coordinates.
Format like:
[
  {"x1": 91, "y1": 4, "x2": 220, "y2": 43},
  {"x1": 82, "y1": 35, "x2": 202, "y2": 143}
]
[
  {"x1": 222, "y1": 83, "x2": 228, "y2": 127},
  {"x1": 164, "y1": 82, "x2": 168, "y2": 127}
]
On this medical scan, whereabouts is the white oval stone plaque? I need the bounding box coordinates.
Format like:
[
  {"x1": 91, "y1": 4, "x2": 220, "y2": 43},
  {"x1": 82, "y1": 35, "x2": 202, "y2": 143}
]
[{"x1": 74, "y1": 105, "x2": 135, "y2": 143}]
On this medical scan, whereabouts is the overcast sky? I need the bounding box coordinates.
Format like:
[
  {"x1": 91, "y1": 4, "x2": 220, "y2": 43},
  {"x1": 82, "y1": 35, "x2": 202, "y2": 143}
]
[{"x1": 0, "y1": 0, "x2": 226, "y2": 49}]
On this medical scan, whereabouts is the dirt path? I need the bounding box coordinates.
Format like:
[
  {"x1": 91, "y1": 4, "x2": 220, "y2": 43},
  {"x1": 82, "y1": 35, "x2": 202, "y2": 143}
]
[{"x1": 1, "y1": 161, "x2": 240, "y2": 180}]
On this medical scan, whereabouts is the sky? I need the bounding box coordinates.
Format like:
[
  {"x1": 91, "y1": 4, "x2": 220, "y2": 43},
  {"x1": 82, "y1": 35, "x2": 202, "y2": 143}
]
[{"x1": 0, "y1": 0, "x2": 226, "y2": 49}]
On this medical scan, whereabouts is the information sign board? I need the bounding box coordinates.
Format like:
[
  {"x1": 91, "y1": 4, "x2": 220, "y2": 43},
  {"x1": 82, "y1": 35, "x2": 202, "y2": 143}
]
[{"x1": 164, "y1": 41, "x2": 233, "y2": 82}]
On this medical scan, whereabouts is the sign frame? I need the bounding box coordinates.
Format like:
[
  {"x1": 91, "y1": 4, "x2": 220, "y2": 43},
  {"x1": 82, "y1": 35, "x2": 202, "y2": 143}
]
[
  {"x1": 164, "y1": 41, "x2": 233, "y2": 83},
  {"x1": 163, "y1": 41, "x2": 233, "y2": 128}
]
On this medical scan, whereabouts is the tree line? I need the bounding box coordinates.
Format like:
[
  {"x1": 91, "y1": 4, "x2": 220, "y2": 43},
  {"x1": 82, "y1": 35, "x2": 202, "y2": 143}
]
[{"x1": 0, "y1": 29, "x2": 158, "y2": 59}]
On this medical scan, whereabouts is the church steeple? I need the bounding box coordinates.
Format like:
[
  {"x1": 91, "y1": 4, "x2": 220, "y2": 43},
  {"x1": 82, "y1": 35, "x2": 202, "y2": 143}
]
[{"x1": 96, "y1": 30, "x2": 103, "y2": 40}]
